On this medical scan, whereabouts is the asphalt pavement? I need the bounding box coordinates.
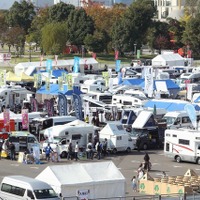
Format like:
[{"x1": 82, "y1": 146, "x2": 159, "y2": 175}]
[{"x1": 0, "y1": 149, "x2": 200, "y2": 197}]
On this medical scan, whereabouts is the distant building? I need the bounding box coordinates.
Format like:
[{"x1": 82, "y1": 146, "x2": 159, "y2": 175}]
[{"x1": 153, "y1": 0, "x2": 185, "y2": 21}]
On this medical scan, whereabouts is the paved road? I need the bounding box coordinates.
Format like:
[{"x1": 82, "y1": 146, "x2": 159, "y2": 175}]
[{"x1": 0, "y1": 150, "x2": 199, "y2": 197}]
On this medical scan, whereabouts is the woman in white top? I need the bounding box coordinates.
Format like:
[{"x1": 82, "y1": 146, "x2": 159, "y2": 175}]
[{"x1": 75, "y1": 141, "x2": 79, "y2": 161}]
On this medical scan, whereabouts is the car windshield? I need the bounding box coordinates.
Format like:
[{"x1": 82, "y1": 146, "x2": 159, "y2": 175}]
[
  {"x1": 163, "y1": 117, "x2": 176, "y2": 125},
  {"x1": 34, "y1": 189, "x2": 58, "y2": 199},
  {"x1": 45, "y1": 137, "x2": 61, "y2": 144},
  {"x1": 130, "y1": 129, "x2": 147, "y2": 137}
]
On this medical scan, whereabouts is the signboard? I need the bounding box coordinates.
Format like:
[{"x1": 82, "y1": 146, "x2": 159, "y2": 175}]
[
  {"x1": 0, "y1": 53, "x2": 11, "y2": 61},
  {"x1": 76, "y1": 189, "x2": 90, "y2": 200}
]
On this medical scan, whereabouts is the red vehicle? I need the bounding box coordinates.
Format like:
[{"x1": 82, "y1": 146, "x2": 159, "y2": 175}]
[{"x1": 0, "y1": 119, "x2": 15, "y2": 139}]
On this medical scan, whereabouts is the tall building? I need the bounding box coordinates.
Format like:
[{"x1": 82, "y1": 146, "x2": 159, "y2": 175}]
[{"x1": 154, "y1": 0, "x2": 185, "y2": 21}]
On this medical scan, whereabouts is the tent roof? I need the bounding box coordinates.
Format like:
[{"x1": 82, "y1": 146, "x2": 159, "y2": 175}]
[
  {"x1": 6, "y1": 71, "x2": 34, "y2": 82},
  {"x1": 36, "y1": 161, "x2": 125, "y2": 186},
  {"x1": 144, "y1": 99, "x2": 200, "y2": 111},
  {"x1": 36, "y1": 84, "x2": 83, "y2": 96},
  {"x1": 100, "y1": 122, "x2": 128, "y2": 136},
  {"x1": 152, "y1": 53, "x2": 184, "y2": 62}
]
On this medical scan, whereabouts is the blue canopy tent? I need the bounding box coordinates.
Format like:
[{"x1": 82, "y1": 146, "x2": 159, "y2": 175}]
[
  {"x1": 36, "y1": 84, "x2": 83, "y2": 96},
  {"x1": 144, "y1": 100, "x2": 200, "y2": 111},
  {"x1": 122, "y1": 79, "x2": 144, "y2": 87}
]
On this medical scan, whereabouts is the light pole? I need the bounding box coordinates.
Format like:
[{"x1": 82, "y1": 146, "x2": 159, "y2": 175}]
[
  {"x1": 29, "y1": 43, "x2": 32, "y2": 62},
  {"x1": 82, "y1": 45, "x2": 84, "y2": 58},
  {"x1": 134, "y1": 44, "x2": 137, "y2": 60}
]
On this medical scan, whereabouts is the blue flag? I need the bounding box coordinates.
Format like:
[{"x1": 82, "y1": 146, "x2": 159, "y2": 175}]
[
  {"x1": 73, "y1": 57, "x2": 80, "y2": 73},
  {"x1": 46, "y1": 59, "x2": 52, "y2": 72},
  {"x1": 73, "y1": 87, "x2": 83, "y2": 120},
  {"x1": 184, "y1": 104, "x2": 197, "y2": 129},
  {"x1": 58, "y1": 93, "x2": 68, "y2": 116},
  {"x1": 115, "y1": 60, "x2": 121, "y2": 72}
]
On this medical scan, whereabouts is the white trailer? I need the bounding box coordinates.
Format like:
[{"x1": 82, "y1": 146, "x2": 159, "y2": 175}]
[
  {"x1": 43, "y1": 120, "x2": 99, "y2": 158},
  {"x1": 164, "y1": 129, "x2": 200, "y2": 164},
  {"x1": 99, "y1": 122, "x2": 134, "y2": 153}
]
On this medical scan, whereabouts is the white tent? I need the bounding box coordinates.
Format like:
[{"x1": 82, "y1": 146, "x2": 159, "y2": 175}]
[
  {"x1": 14, "y1": 58, "x2": 99, "y2": 76},
  {"x1": 152, "y1": 53, "x2": 185, "y2": 67},
  {"x1": 36, "y1": 161, "x2": 126, "y2": 199}
]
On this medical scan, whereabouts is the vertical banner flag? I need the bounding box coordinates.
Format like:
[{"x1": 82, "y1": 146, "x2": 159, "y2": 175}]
[
  {"x1": 115, "y1": 50, "x2": 119, "y2": 60},
  {"x1": 58, "y1": 92, "x2": 68, "y2": 116},
  {"x1": 144, "y1": 67, "x2": 154, "y2": 97},
  {"x1": 40, "y1": 54, "x2": 44, "y2": 66},
  {"x1": 0, "y1": 70, "x2": 6, "y2": 86},
  {"x1": 118, "y1": 72, "x2": 122, "y2": 85},
  {"x1": 22, "y1": 109, "x2": 29, "y2": 129},
  {"x1": 46, "y1": 77, "x2": 50, "y2": 91},
  {"x1": 92, "y1": 52, "x2": 96, "y2": 59},
  {"x1": 115, "y1": 60, "x2": 121, "y2": 72},
  {"x1": 30, "y1": 97, "x2": 38, "y2": 112},
  {"x1": 3, "y1": 108, "x2": 10, "y2": 126},
  {"x1": 73, "y1": 56, "x2": 80, "y2": 73},
  {"x1": 58, "y1": 77, "x2": 63, "y2": 91},
  {"x1": 184, "y1": 104, "x2": 197, "y2": 129},
  {"x1": 187, "y1": 84, "x2": 193, "y2": 101},
  {"x1": 44, "y1": 99, "x2": 54, "y2": 117},
  {"x1": 73, "y1": 88, "x2": 83, "y2": 120},
  {"x1": 137, "y1": 50, "x2": 141, "y2": 59},
  {"x1": 102, "y1": 72, "x2": 109, "y2": 87},
  {"x1": 66, "y1": 74, "x2": 73, "y2": 90},
  {"x1": 55, "y1": 55, "x2": 58, "y2": 65},
  {"x1": 62, "y1": 72, "x2": 67, "y2": 84},
  {"x1": 46, "y1": 59, "x2": 52, "y2": 73},
  {"x1": 34, "y1": 74, "x2": 38, "y2": 88}
]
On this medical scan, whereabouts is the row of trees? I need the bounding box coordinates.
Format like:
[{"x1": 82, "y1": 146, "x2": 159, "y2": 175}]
[{"x1": 0, "y1": 0, "x2": 200, "y2": 57}]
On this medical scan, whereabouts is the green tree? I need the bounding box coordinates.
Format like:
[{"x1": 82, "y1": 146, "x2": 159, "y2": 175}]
[
  {"x1": 185, "y1": 0, "x2": 200, "y2": 17},
  {"x1": 27, "y1": 7, "x2": 49, "y2": 51},
  {"x1": 48, "y1": 2, "x2": 75, "y2": 23},
  {"x1": 6, "y1": 0, "x2": 36, "y2": 34},
  {"x1": 66, "y1": 8, "x2": 95, "y2": 46},
  {"x1": 0, "y1": 11, "x2": 8, "y2": 47},
  {"x1": 41, "y1": 22, "x2": 67, "y2": 54},
  {"x1": 182, "y1": 14, "x2": 200, "y2": 56},
  {"x1": 111, "y1": 0, "x2": 156, "y2": 53}
]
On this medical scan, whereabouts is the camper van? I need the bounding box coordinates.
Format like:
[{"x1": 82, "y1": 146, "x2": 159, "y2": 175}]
[
  {"x1": 164, "y1": 129, "x2": 200, "y2": 164},
  {"x1": 43, "y1": 120, "x2": 99, "y2": 158},
  {"x1": 30, "y1": 116, "x2": 77, "y2": 138},
  {"x1": 8, "y1": 131, "x2": 39, "y2": 153},
  {"x1": 112, "y1": 94, "x2": 148, "y2": 109},
  {"x1": 179, "y1": 72, "x2": 200, "y2": 89},
  {"x1": 163, "y1": 111, "x2": 200, "y2": 129},
  {"x1": 0, "y1": 175, "x2": 59, "y2": 200}
]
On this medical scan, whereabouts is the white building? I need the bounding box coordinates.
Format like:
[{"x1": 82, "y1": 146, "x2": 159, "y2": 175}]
[{"x1": 154, "y1": 0, "x2": 185, "y2": 21}]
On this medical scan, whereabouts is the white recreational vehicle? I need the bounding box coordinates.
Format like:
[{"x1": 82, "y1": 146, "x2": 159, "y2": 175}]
[
  {"x1": 163, "y1": 111, "x2": 200, "y2": 129},
  {"x1": 43, "y1": 120, "x2": 99, "y2": 158},
  {"x1": 0, "y1": 85, "x2": 34, "y2": 108},
  {"x1": 164, "y1": 129, "x2": 200, "y2": 164}
]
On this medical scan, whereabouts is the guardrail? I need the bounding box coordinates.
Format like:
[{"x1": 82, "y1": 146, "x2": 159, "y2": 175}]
[{"x1": 61, "y1": 193, "x2": 200, "y2": 200}]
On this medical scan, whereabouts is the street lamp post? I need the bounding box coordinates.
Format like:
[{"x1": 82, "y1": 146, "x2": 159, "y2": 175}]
[
  {"x1": 29, "y1": 43, "x2": 32, "y2": 62},
  {"x1": 82, "y1": 45, "x2": 84, "y2": 58},
  {"x1": 134, "y1": 44, "x2": 137, "y2": 59}
]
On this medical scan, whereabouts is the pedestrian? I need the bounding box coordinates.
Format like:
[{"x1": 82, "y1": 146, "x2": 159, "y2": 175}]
[
  {"x1": 96, "y1": 141, "x2": 102, "y2": 160},
  {"x1": 131, "y1": 176, "x2": 137, "y2": 192},
  {"x1": 95, "y1": 116, "x2": 100, "y2": 127},
  {"x1": 0, "y1": 139, "x2": 3, "y2": 160},
  {"x1": 91, "y1": 116, "x2": 96, "y2": 125},
  {"x1": 74, "y1": 141, "x2": 79, "y2": 161},
  {"x1": 102, "y1": 138, "x2": 108, "y2": 157},
  {"x1": 136, "y1": 136, "x2": 141, "y2": 152},
  {"x1": 85, "y1": 114, "x2": 89, "y2": 123},
  {"x1": 54, "y1": 144, "x2": 60, "y2": 162},
  {"x1": 9, "y1": 142, "x2": 15, "y2": 161},
  {"x1": 45, "y1": 143, "x2": 53, "y2": 162},
  {"x1": 86, "y1": 141, "x2": 93, "y2": 160},
  {"x1": 67, "y1": 142, "x2": 73, "y2": 160}
]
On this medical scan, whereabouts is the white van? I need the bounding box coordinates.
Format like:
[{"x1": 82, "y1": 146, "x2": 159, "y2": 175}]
[
  {"x1": 8, "y1": 131, "x2": 39, "y2": 153},
  {"x1": 0, "y1": 175, "x2": 60, "y2": 200},
  {"x1": 163, "y1": 111, "x2": 200, "y2": 129},
  {"x1": 179, "y1": 72, "x2": 200, "y2": 89}
]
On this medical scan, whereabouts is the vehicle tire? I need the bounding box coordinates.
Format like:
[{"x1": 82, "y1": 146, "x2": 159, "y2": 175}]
[
  {"x1": 197, "y1": 158, "x2": 200, "y2": 165},
  {"x1": 126, "y1": 147, "x2": 131, "y2": 153},
  {"x1": 112, "y1": 148, "x2": 117, "y2": 154},
  {"x1": 60, "y1": 151, "x2": 67, "y2": 159},
  {"x1": 143, "y1": 144, "x2": 148, "y2": 150},
  {"x1": 175, "y1": 156, "x2": 181, "y2": 163}
]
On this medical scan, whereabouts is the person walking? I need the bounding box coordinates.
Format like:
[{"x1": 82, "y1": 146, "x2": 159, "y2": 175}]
[
  {"x1": 45, "y1": 143, "x2": 53, "y2": 162},
  {"x1": 86, "y1": 141, "x2": 93, "y2": 160},
  {"x1": 74, "y1": 141, "x2": 79, "y2": 161},
  {"x1": 96, "y1": 141, "x2": 102, "y2": 160},
  {"x1": 102, "y1": 138, "x2": 108, "y2": 157},
  {"x1": 85, "y1": 114, "x2": 89, "y2": 123},
  {"x1": 0, "y1": 139, "x2": 3, "y2": 160},
  {"x1": 131, "y1": 176, "x2": 137, "y2": 192},
  {"x1": 67, "y1": 142, "x2": 73, "y2": 160},
  {"x1": 9, "y1": 142, "x2": 15, "y2": 161}
]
